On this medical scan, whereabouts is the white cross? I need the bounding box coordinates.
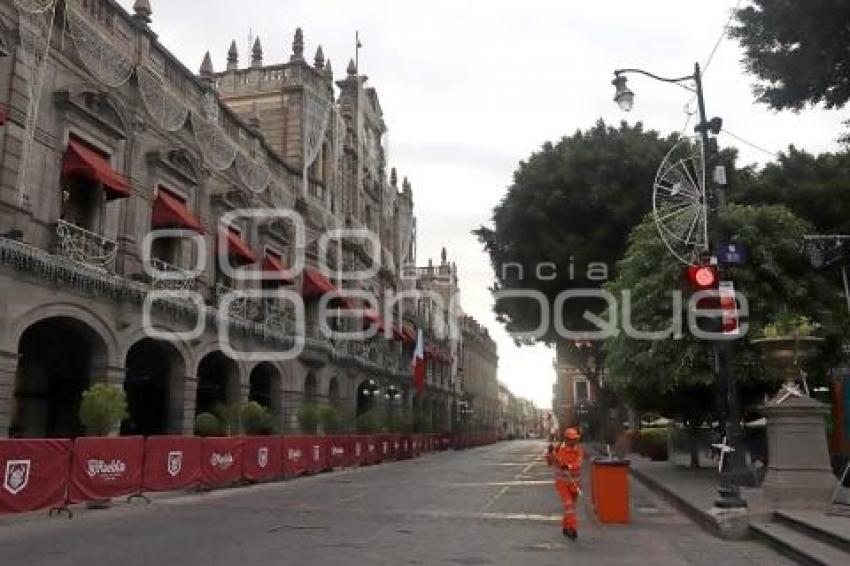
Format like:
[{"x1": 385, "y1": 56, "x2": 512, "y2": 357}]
[
  {"x1": 711, "y1": 436, "x2": 736, "y2": 473},
  {"x1": 776, "y1": 383, "x2": 804, "y2": 405}
]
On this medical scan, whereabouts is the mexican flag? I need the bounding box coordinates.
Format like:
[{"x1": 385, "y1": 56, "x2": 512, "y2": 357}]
[{"x1": 411, "y1": 329, "x2": 425, "y2": 394}]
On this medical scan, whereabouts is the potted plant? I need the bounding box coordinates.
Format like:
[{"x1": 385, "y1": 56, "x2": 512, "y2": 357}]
[
  {"x1": 195, "y1": 412, "x2": 223, "y2": 437},
  {"x1": 297, "y1": 404, "x2": 319, "y2": 435},
  {"x1": 239, "y1": 401, "x2": 275, "y2": 435},
  {"x1": 317, "y1": 405, "x2": 340, "y2": 434},
  {"x1": 78, "y1": 384, "x2": 127, "y2": 508},
  {"x1": 79, "y1": 384, "x2": 127, "y2": 437},
  {"x1": 752, "y1": 314, "x2": 824, "y2": 386}
]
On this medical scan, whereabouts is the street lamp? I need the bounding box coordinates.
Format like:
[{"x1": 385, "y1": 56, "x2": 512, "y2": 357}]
[{"x1": 611, "y1": 63, "x2": 747, "y2": 511}]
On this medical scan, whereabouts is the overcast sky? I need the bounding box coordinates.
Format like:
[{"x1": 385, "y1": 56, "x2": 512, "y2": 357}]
[{"x1": 119, "y1": 0, "x2": 846, "y2": 408}]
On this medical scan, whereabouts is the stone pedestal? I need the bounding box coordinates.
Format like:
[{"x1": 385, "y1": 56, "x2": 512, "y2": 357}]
[
  {"x1": 762, "y1": 393, "x2": 835, "y2": 505},
  {"x1": 708, "y1": 506, "x2": 750, "y2": 540}
]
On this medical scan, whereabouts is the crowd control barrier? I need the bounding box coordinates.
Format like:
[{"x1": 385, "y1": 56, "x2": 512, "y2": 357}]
[{"x1": 0, "y1": 432, "x2": 499, "y2": 516}]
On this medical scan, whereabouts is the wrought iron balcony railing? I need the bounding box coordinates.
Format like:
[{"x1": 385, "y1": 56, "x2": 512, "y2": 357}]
[
  {"x1": 214, "y1": 283, "x2": 248, "y2": 320},
  {"x1": 55, "y1": 220, "x2": 117, "y2": 272},
  {"x1": 150, "y1": 258, "x2": 196, "y2": 291}
]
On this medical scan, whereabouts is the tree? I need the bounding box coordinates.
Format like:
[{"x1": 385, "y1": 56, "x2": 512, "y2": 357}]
[
  {"x1": 732, "y1": 147, "x2": 850, "y2": 234},
  {"x1": 606, "y1": 204, "x2": 848, "y2": 466},
  {"x1": 474, "y1": 120, "x2": 678, "y2": 439},
  {"x1": 731, "y1": 0, "x2": 850, "y2": 111},
  {"x1": 79, "y1": 384, "x2": 127, "y2": 436}
]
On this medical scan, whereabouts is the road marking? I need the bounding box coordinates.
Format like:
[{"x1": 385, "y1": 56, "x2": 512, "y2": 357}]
[
  {"x1": 410, "y1": 509, "x2": 562, "y2": 523},
  {"x1": 453, "y1": 481, "x2": 552, "y2": 487}
]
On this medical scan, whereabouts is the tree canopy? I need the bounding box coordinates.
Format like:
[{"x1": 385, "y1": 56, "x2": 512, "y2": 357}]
[
  {"x1": 474, "y1": 120, "x2": 678, "y2": 341},
  {"x1": 605, "y1": 204, "x2": 849, "y2": 421},
  {"x1": 731, "y1": 0, "x2": 850, "y2": 111}
]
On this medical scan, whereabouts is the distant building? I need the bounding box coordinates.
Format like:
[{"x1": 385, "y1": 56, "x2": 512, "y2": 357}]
[
  {"x1": 552, "y1": 342, "x2": 595, "y2": 432},
  {"x1": 459, "y1": 314, "x2": 499, "y2": 432}
]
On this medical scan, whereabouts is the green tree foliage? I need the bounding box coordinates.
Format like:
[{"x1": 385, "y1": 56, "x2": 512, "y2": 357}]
[
  {"x1": 239, "y1": 401, "x2": 275, "y2": 435},
  {"x1": 356, "y1": 411, "x2": 379, "y2": 434},
  {"x1": 606, "y1": 204, "x2": 848, "y2": 424},
  {"x1": 732, "y1": 147, "x2": 850, "y2": 234},
  {"x1": 317, "y1": 405, "x2": 341, "y2": 434},
  {"x1": 195, "y1": 412, "x2": 223, "y2": 437},
  {"x1": 297, "y1": 404, "x2": 319, "y2": 434},
  {"x1": 78, "y1": 384, "x2": 127, "y2": 436},
  {"x1": 474, "y1": 120, "x2": 678, "y2": 341},
  {"x1": 731, "y1": 0, "x2": 850, "y2": 111}
]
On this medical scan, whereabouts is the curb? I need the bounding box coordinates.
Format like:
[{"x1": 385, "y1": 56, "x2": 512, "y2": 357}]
[{"x1": 628, "y1": 464, "x2": 722, "y2": 537}]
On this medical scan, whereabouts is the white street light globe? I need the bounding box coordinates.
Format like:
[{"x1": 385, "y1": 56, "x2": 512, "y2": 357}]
[{"x1": 612, "y1": 74, "x2": 634, "y2": 112}]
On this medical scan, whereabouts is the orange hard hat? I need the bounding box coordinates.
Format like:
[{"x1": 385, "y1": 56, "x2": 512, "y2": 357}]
[{"x1": 564, "y1": 428, "x2": 580, "y2": 441}]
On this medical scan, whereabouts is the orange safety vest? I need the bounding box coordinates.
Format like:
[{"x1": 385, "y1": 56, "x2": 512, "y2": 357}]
[{"x1": 555, "y1": 443, "x2": 583, "y2": 482}]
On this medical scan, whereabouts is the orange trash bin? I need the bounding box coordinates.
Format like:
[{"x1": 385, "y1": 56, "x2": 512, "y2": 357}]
[{"x1": 591, "y1": 458, "x2": 630, "y2": 523}]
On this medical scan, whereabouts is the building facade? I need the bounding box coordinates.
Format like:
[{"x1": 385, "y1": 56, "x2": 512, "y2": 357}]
[
  {"x1": 0, "y1": 0, "x2": 438, "y2": 438},
  {"x1": 552, "y1": 342, "x2": 595, "y2": 434},
  {"x1": 459, "y1": 314, "x2": 499, "y2": 433}
]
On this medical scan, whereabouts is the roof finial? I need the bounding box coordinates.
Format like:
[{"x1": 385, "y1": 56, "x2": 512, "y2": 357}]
[
  {"x1": 323, "y1": 58, "x2": 333, "y2": 80},
  {"x1": 314, "y1": 45, "x2": 325, "y2": 69},
  {"x1": 441, "y1": 247, "x2": 447, "y2": 265},
  {"x1": 291, "y1": 27, "x2": 304, "y2": 62},
  {"x1": 227, "y1": 40, "x2": 238, "y2": 70},
  {"x1": 132, "y1": 0, "x2": 152, "y2": 24},
  {"x1": 251, "y1": 36, "x2": 263, "y2": 67},
  {"x1": 346, "y1": 58, "x2": 357, "y2": 77},
  {"x1": 199, "y1": 51, "x2": 215, "y2": 77},
  {"x1": 390, "y1": 167, "x2": 398, "y2": 188},
  {"x1": 402, "y1": 176, "x2": 411, "y2": 193}
]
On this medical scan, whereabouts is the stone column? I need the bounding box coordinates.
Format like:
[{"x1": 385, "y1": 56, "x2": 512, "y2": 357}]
[
  {"x1": 0, "y1": 350, "x2": 20, "y2": 438},
  {"x1": 173, "y1": 374, "x2": 197, "y2": 435},
  {"x1": 762, "y1": 394, "x2": 836, "y2": 506}
]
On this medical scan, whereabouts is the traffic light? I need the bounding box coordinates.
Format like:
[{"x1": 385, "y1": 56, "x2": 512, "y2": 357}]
[{"x1": 684, "y1": 264, "x2": 718, "y2": 291}]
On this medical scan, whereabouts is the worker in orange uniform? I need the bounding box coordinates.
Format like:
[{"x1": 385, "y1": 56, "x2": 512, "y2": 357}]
[{"x1": 554, "y1": 427, "x2": 584, "y2": 540}]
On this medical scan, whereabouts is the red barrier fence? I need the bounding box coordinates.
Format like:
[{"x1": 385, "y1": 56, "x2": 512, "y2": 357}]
[
  {"x1": 69, "y1": 437, "x2": 144, "y2": 503},
  {"x1": 143, "y1": 436, "x2": 201, "y2": 492},
  {"x1": 0, "y1": 432, "x2": 500, "y2": 515},
  {"x1": 0, "y1": 439, "x2": 72, "y2": 514}
]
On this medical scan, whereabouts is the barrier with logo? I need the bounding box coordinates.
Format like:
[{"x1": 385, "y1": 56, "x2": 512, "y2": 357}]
[
  {"x1": 282, "y1": 436, "x2": 309, "y2": 477},
  {"x1": 242, "y1": 437, "x2": 282, "y2": 482},
  {"x1": 0, "y1": 439, "x2": 73, "y2": 514},
  {"x1": 0, "y1": 433, "x2": 503, "y2": 515},
  {"x1": 142, "y1": 436, "x2": 201, "y2": 492},
  {"x1": 69, "y1": 437, "x2": 144, "y2": 503},
  {"x1": 200, "y1": 437, "x2": 243, "y2": 488}
]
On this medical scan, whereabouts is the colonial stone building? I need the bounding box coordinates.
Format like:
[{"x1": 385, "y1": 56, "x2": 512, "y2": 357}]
[
  {"x1": 0, "y1": 0, "x2": 445, "y2": 438},
  {"x1": 459, "y1": 314, "x2": 499, "y2": 432},
  {"x1": 552, "y1": 342, "x2": 595, "y2": 432}
]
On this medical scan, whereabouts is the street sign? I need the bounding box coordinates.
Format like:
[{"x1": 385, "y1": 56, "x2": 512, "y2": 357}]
[
  {"x1": 718, "y1": 242, "x2": 747, "y2": 265},
  {"x1": 719, "y1": 281, "x2": 738, "y2": 335}
]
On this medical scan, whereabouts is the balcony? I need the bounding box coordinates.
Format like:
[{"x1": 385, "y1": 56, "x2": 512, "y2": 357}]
[
  {"x1": 55, "y1": 220, "x2": 117, "y2": 272},
  {"x1": 150, "y1": 258, "x2": 196, "y2": 292},
  {"x1": 214, "y1": 283, "x2": 248, "y2": 320}
]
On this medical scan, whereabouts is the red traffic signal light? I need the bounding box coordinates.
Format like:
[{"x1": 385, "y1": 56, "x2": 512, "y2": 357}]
[{"x1": 685, "y1": 265, "x2": 718, "y2": 290}]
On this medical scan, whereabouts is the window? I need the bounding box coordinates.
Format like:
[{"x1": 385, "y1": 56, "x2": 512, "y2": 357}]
[
  {"x1": 575, "y1": 380, "x2": 589, "y2": 403},
  {"x1": 60, "y1": 175, "x2": 100, "y2": 231}
]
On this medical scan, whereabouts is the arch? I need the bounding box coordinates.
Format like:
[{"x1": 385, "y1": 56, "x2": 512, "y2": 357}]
[
  {"x1": 356, "y1": 379, "x2": 378, "y2": 417},
  {"x1": 303, "y1": 371, "x2": 318, "y2": 405},
  {"x1": 195, "y1": 351, "x2": 240, "y2": 422},
  {"x1": 123, "y1": 338, "x2": 186, "y2": 436},
  {"x1": 11, "y1": 316, "x2": 109, "y2": 438},
  {"x1": 249, "y1": 362, "x2": 281, "y2": 415},
  {"x1": 7, "y1": 303, "x2": 119, "y2": 364},
  {"x1": 327, "y1": 376, "x2": 340, "y2": 407}
]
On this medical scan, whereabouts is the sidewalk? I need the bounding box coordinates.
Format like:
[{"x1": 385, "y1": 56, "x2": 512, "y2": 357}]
[{"x1": 625, "y1": 455, "x2": 774, "y2": 536}]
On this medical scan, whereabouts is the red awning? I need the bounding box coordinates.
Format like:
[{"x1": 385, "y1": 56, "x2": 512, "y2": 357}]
[
  {"x1": 302, "y1": 268, "x2": 336, "y2": 298},
  {"x1": 152, "y1": 188, "x2": 203, "y2": 233},
  {"x1": 262, "y1": 250, "x2": 294, "y2": 283},
  {"x1": 221, "y1": 227, "x2": 257, "y2": 265},
  {"x1": 62, "y1": 138, "x2": 131, "y2": 200}
]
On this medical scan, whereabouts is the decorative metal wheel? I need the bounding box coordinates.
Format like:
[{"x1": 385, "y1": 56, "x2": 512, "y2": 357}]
[{"x1": 652, "y1": 136, "x2": 709, "y2": 265}]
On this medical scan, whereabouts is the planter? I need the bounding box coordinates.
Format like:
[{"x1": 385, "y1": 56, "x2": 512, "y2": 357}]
[
  {"x1": 752, "y1": 334, "x2": 834, "y2": 506},
  {"x1": 751, "y1": 335, "x2": 824, "y2": 384}
]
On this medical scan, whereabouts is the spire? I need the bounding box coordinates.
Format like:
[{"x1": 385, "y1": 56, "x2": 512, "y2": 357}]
[
  {"x1": 390, "y1": 167, "x2": 398, "y2": 188},
  {"x1": 323, "y1": 58, "x2": 333, "y2": 80},
  {"x1": 132, "y1": 0, "x2": 152, "y2": 24},
  {"x1": 402, "y1": 176, "x2": 411, "y2": 194},
  {"x1": 314, "y1": 45, "x2": 325, "y2": 69},
  {"x1": 251, "y1": 37, "x2": 263, "y2": 67},
  {"x1": 346, "y1": 58, "x2": 357, "y2": 77},
  {"x1": 227, "y1": 40, "x2": 238, "y2": 70},
  {"x1": 199, "y1": 51, "x2": 214, "y2": 77},
  {"x1": 441, "y1": 247, "x2": 447, "y2": 265},
  {"x1": 290, "y1": 27, "x2": 304, "y2": 62}
]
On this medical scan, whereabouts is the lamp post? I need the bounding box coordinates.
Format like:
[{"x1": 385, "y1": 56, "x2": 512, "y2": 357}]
[{"x1": 612, "y1": 63, "x2": 747, "y2": 510}]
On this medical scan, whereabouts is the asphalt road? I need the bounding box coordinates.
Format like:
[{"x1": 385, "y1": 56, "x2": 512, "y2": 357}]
[{"x1": 0, "y1": 440, "x2": 795, "y2": 566}]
